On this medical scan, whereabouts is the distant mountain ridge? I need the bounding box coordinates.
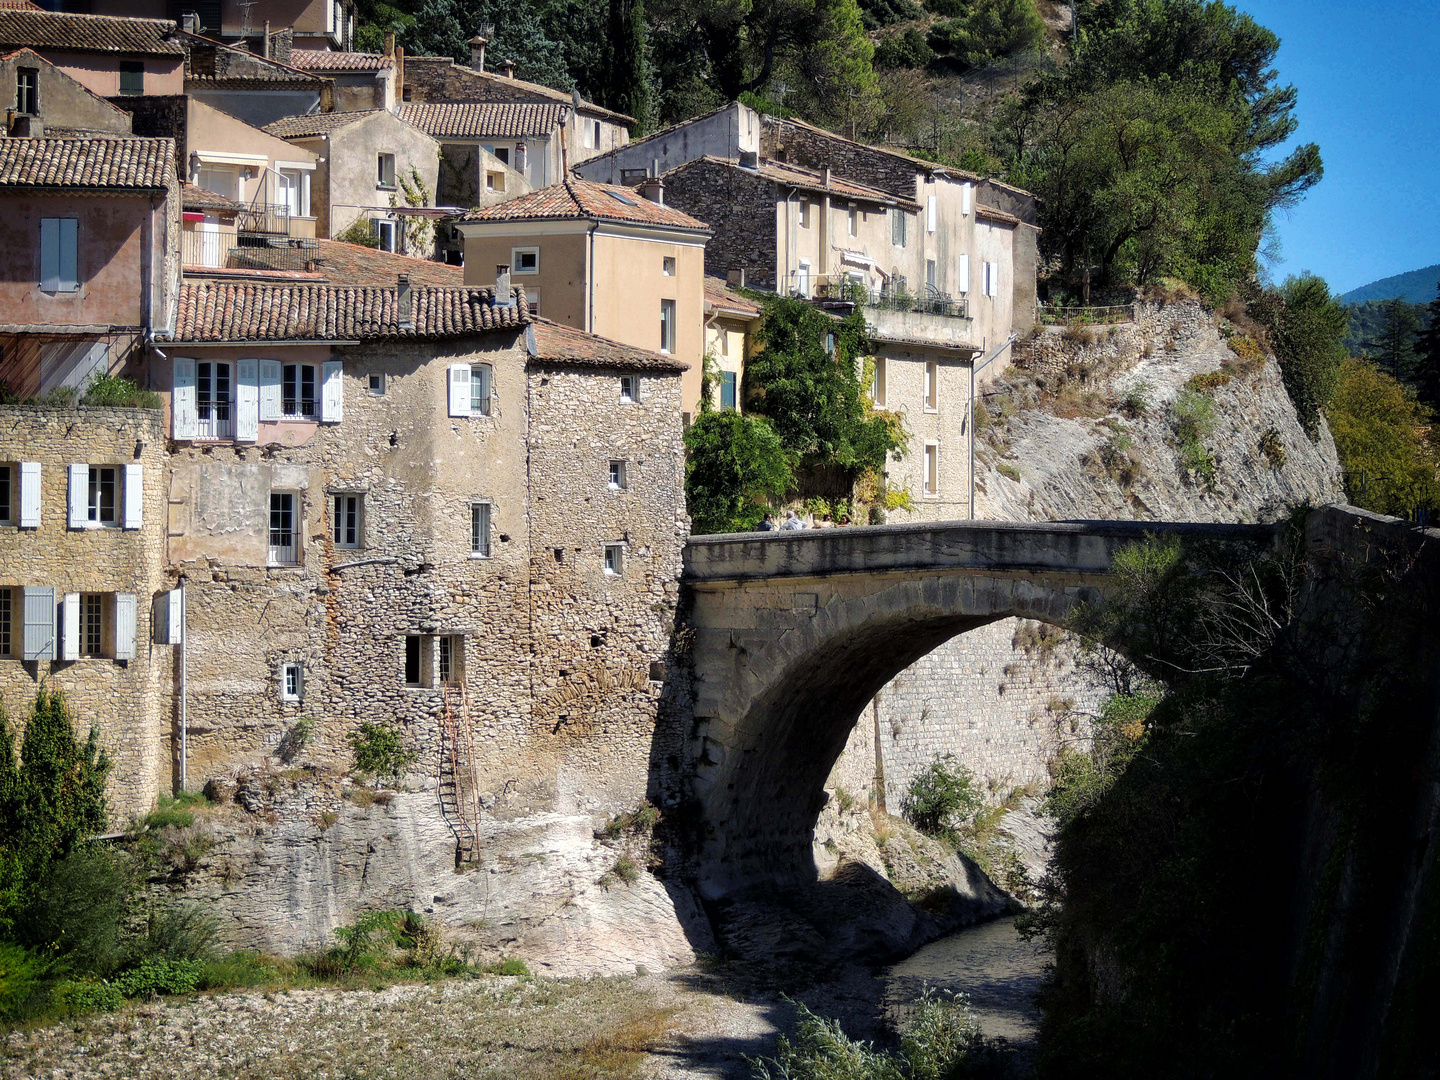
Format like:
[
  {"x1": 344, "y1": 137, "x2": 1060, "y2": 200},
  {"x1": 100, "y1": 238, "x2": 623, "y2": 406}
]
[{"x1": 1339, "y1": 265, "x2": 1440, "y2": 306}]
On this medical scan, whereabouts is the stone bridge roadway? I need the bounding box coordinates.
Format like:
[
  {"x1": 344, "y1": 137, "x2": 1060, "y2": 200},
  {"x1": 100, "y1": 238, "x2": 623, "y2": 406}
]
[{"x1": 681, "y1": 517, "x2": 1281, "y2": 900}]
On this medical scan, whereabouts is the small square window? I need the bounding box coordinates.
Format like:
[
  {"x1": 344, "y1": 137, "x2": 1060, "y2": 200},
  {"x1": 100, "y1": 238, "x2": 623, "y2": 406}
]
[
  {"x1": 662, "y1": 256, "x2": 676, "y2": 276},
  {"x1": 512, "y1": 247, "x2": 539, "y2": 274},
  {"x1": 368, "y1": 372, "x2": 386, "y2": 395},
  {"x1": 609, "y1": 460, "x2": 627, "y2": 490},
  {"x1": 332, "y1": 493, "x2": 362, "y2": 549},
  {"x1": 603, "y1": 544, "x2": 625, "y2": 576},
  {"x1": 377, "y1": 153, "x2": 396, "y2": 188},
  {"x1": 471, "y1": 501, "x2": 491, "y2": 556},
  {"x1": 619, "y1": 375, "x2": 638, "y2": 403},
  {"x1": 280, "y1": 662, "x2": 304, "y2": 702}
]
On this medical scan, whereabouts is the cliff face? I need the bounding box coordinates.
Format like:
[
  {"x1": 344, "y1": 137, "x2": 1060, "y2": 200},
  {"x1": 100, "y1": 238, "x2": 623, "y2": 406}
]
[{"x1": 976, "y1": 300, "x2": 1344, "y2": 523}]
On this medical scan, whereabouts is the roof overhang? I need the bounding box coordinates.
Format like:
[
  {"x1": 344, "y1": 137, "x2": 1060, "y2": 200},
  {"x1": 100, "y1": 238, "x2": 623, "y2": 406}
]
[{"x1": 192, "y1": 149, "x2": 269, "y2": 168}]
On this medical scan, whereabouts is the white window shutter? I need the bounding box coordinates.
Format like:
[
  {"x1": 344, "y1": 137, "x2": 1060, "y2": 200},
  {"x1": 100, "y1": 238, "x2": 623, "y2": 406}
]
[
  {"x1": 19, "y1": 461, "x2": 41, "y2": 527},
  {"x1": 961, "y1": 182, "x2": 972, "y2": 215},
  {"x1": 153, "y1": 589, "x2": 182, "y2": 645},
  {"x1": 61, "y1": 593, "x2": 79, "y2": 661},
  {"x1": 40, "y1": 218, "x2": 60, "y2": 291},
  {"x1": 59, "y1": 218, "x2": 78, "y2": 291},
  {"x1": 259, "y1": 360, "x2": 283, "y2": 421},
  {"x1": 123, "y1": 463, "x2": 143, "y2": 529},
  {"x1": 23, "y1": 586, "x2": 55, "y2": 661},
  {"x1": 276, "y1": 662, "x2": 286, "y2": 700},
  {"x1": 958, "y1": 253, "x2": 970, "y2": 294},
  {"x1": 321, "y1": 360, "x2": 344, "y2": 423},
  {"x1": 235, "y1": 359, "x2": 259, "y2": 442},
  {"x1": 172, "y1": 357, "x2": 197, "y2": 439},
  {"x1": 114, "y1": 593, "x2": 137, "y2": 660},
  {"x1": 448, "y1": 363, "x2": 472, "y2": 417},
  {"x1": 68, "y1": 463, "x2": 87, "y2": 528},
  {"x1": 927, "y1": 195, "x2": 936, "y2": 233}
]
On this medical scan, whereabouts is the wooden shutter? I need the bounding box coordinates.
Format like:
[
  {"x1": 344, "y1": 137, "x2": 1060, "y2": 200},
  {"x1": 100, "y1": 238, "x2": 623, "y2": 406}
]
[
  {"x1": 153, "y1": 589, "x2": 182, "y2": 645},
  {"x1": 114, "y1": 593, "x2": 137, "y2": 660},
  {"x1": 22, "y1": 586, "x2": 55, "y2": 661},
  {"x1": 58, "y1": 218, "x2": 78, "y2": 291},
  {"x1": 321, "y1": 360, "x2": 344, "y2": 422},
  {"x1": 60, "y1": 592, "x2": 79, "y2": 661},
  {"x1": 18, "y1": 461, "x2": 40, "y2": 527},
  {"x1": 926, "y1": 195, "x2": 936, "y2": 233},
  {"x1": 448, "y1": 364, "x2": 471, "y2": 417},
  {"x1": 259, "y1": 360, "x2": 283, "y2": 421},
  {"x1": 123, "y1": 463, "x2": 143, "y2": 529},
  {"x1": 957, "y1": 253, "x2": 970, "y2": 294},
  {"x1": 172, "y1": 357, "x2": 197, "y2": 439},
  {"x1": 68, "y1": 463, "x2": 88, "y2": 528},
  {"x1": 40, "y1": 218, "x2": 60, "y2": 291},
  {"x1": 235, "y1": 359, "x2": 259, "y2": 442}
]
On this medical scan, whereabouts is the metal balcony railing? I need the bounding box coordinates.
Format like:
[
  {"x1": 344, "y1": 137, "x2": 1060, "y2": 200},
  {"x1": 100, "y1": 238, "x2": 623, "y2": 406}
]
[{"x1": 806, "y1": 274, "x2": 970, "y2": 320}]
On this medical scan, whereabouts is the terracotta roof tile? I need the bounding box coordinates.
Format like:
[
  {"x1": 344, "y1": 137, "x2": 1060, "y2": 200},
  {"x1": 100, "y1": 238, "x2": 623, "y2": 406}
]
[
  {"x1": 975, "y1": 203, "x2": 1022, "y2": 226},
  {"x1": 287, "y1": 50, "x2": 392, "y2": 72},
  {"x1": 265, "y1": 110, "x2": 381, "y2": 137},
  {"x1": 528, "y1": 318, "x2": 686, "y2": 373},
  {"x1": 404, "y1": 57, "x2": 632, "y2": 125},
  {"x1": 164, "y1": 281, "x2": 527, "y2": 342},
  {"x1": 182, "y1": 181, "x2": 240, "y2": 210},
  {"x1": 704, "y1": 276, "x2": 761, "y2": 317},
  {"x1": 0, "y1": 8, "x2": 183, "y2": 55},
  {"x1": 0, "y1": 137, "x2": 174, "y2": 190},
  {"x1": 459, "y1": 177, "x2": 709, "y2": 231},
  {"x1": 397, "y1": 101, "x2": 569, "y2": 140},
  {"x1": 302, "y1": 240, "x2": 466, "y2": 287}
]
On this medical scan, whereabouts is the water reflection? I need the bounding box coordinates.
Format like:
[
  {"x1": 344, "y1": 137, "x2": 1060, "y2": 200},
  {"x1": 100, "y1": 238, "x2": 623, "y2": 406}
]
[{"x1": 886, "y1": 916, "x2": 1048, "y2": 1046}]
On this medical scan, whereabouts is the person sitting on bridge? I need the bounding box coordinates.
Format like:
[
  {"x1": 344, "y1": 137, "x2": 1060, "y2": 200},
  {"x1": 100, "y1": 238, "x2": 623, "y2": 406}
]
[
  {"x1": 813, "y1": 513, "x2": 834, "y2": 529},
  {"x1": 780, "y1": 509, "x2": 808, "y2": 530},
  {"x1": 757, "y1": 512, "x2": 776, "y2": 531}
]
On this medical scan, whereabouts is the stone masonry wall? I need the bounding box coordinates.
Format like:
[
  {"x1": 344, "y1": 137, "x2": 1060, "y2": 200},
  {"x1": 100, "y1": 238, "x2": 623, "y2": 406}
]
[
  {"x1": 0, "y1": 406, "x2": 172, "y2": 822},
  {"x1": 762, "y1": 117, "x2": 919, "y2": 201},
  {"x1": 662, "y1": 162, "x2": 779, "y2": 291}
]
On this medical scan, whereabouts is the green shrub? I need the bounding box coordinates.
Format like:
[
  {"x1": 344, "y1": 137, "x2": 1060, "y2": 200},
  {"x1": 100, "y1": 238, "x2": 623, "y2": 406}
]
[
  {"x1": 483, "y1": 957, "x2": 530, "y2": 977},
  {"x1": 334, "y1": 218, "x2": 379, "y2": 248},
  {"x1": 600, "y1": 800, "x2": 661, "y2": 839},
  {"x1": 81, "y1": 375, "x2": 162, "y2": 409},
  {"x1": 112, "y1": 957, "x2": 203, "y2": 997},
  {"x1": 684, "y1": 409, "x2": 794, "y2": 534},
  {"x1": 50, "y1": 977, "x2": 124, "y2": 1016},
  {"x1": 348, "y1": 723, "x2": 417, "y2": 782},
  {"x1": 902, "y1": 754, "x2": 982, "y2": 840},
  {"x1": 130, "y1": 902, "x2": 220, "y2": 964},
  {"x1": 14, "y1": 849, "x2": 128, "y2": 975},
  {"x1": 0, "y1": 942, "x2": 49, "y2": 1020},
  {"x1": 927, "y1": 0, "x2": 1045, "y2": 67},
  {"x1": 139, "y1": 791, "x2": 209, "y2": 830},
  {"x1": 1259, "y1": 427, "x2": 1287, "y2": 469},
  {"x1": 197, "y1": 951, "x2": 287, "y2": 990},
  {"x1": 1185, "y1": 369, "x2": 1232, "y2": 392}
]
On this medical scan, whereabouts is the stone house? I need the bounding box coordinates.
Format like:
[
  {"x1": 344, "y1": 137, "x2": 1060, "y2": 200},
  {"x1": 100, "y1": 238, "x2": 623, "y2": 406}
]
[
  {"x1": 0, "y1": 135, "x2": 180, "y2": 397},
  {"x1": 397, "y1": 101, "x2": 582, "y2": 200},
  {"x1": 264, "y1": 108, "x2": 442, "y2": 247},
  {"x1": 703, "y1": 275, "x2": 761, "y2": 414},
  {"x1": 0, "y1": 8, "x2": 185, "y2": 101},
  {"x1": 287, "y1": 46, "x2": 394, "y2": 113},
  {"x1": 0, "y1": 47, "x2": 135, "y2": 138},
  {"x1": 180, "y1": 30, "x2": 331, "y2": 129},
  {"x1": 455, "y1": 177, "x2": 712, "y2": 415}
]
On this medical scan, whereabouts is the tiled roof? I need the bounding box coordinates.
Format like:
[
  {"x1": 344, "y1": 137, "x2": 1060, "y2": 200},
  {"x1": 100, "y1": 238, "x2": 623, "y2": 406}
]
[
  {"x1": 405, "y1": 56, "x2": 632, "y2": 126},
  {"x1": 0, "y1": 137, "x2": 173, "y2": 190},
  {"x1": 164, "y1": 281, "x2": 527, "y2": 342},
  {"x1": 0, "y1": 9, "x2": 183, "y2": 56},
  {"x1": 767, "y1": 115, "x2": 984, "y2": 183},
  {"x1": 976, "y1": 203, "x2": 1023, "y2": 226},
  {"x1": 287, "y1": 50, "x2": 392, "y2": 72},
  {"x1": 265, "y1": 110, "x2": 380, "y2": 137},
  {"x1": 705, "y1": 276, "x2": 761, "y2": 317},
  {"x1": 0, "y1": 1, "x2": 43, "y2": 10},
  {"x1": 305, "y1": 240, "x2": 467, "y2": 287},
  {"x1": 182, "y1": 32, "x2": 330, "y2": 86},
  {"x1": 528, "y1": 318, "x2": 686, "y2": 374},
  {"x1": 397, "y1": 102, "x2": 569, "y2": 140},
  {"x1": 182, "y1": 181, "x2": 240, "y2": 210},
  {"x1": 459, "y1": 177, "x2": 710, "y2": 232},
  {"x1": 667, "y1": 155, "x2": 918, "y2": 211}
]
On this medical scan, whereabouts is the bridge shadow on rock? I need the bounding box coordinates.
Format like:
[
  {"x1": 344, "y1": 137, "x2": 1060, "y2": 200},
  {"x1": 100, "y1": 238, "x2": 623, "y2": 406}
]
[{"x1": 649, "y1": 518, "x2": 1280, "y2": 967}]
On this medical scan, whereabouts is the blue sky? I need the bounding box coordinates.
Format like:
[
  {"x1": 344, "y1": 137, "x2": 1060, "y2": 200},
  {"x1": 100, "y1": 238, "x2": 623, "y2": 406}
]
[{"x1": 1237, "y1": 0, "x2": 1439, "y2": 295}]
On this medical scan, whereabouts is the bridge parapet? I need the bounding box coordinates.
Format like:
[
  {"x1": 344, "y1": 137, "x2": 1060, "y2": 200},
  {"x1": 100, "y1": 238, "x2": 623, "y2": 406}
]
[{"x1": 684, "y1": 518, "x2": 1283, "y2": 585}]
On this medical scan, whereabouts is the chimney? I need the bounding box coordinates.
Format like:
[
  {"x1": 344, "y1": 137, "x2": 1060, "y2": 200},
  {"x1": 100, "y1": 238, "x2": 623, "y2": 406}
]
[
  {"x1": 495, "y1": 264, "x2": 512, "y2": 306},
  {"x1": 397, "y1": 274, "x2": 413, "y2": 328},
  {"x1": 383, "y1": 30, "x2": 395, "y2": 58},
  {"x1": 396, "y1": 46, "x2": 405, "y2": 100},
  {"x1": 181, "y1": 11, "x2": 198, "y2": 34},
  {"x1": 738, "y1": 149, "x2": 759, "y2": 170},
  {"x1": 637, "y1": 176, "x2": 664, "y2": 205},
  {"x1": 727, "y1": 268, "x2": 746, "y2": 288},
  {"x1": 262, "y1": 20, "x2": 270, "y2": 59},
  {"x1": 823, "y1": 166, "x2": 831, "y2": 189},
  {"x1": 572, "y1": 88, "x2": 582, "y2": 108},
  {"x1": 469, "y1": 35, "x2": 487, "y2": 72},
  {"x1": 499, "y1": 57, "x2": 516, "y2": 79}
]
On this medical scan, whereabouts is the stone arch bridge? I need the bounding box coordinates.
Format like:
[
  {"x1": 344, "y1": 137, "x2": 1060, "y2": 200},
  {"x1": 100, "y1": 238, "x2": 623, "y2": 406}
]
[{"x1": 681, "y1": 518, "x2": 1281, "y2": 901}]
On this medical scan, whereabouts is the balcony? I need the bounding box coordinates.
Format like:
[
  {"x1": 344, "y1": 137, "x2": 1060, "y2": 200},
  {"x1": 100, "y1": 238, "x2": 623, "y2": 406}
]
[{"x1": 804, "y1": 274, "x2": 970, "y2": 321}]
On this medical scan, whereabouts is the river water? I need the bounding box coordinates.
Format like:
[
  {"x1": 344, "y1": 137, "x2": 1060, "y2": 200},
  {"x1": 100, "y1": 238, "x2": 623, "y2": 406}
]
[{"x1": 885, "y1": 916, "x2": 1050, "y2": 1047}]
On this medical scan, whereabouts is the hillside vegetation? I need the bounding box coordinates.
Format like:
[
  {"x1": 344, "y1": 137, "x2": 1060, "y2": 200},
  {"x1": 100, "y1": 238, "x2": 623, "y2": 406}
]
[{"x1": 1339, "y1": 263, "x2": 1440, "y2": 306}]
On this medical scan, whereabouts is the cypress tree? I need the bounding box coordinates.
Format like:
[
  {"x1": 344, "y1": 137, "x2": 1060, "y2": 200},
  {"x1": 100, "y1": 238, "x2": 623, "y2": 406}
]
[
  {"x1": 606, "y1": 0, "x2": 654, "y2": 135},
  {"x1": 1413, "y1": 283, "x2": 1440, "y2": 408}
]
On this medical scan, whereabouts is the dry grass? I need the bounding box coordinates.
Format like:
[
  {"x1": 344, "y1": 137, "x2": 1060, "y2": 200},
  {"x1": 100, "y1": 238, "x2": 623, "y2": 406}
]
[{"x1": 554, "y1": 1005, "x2": 682, "y2": 1080}]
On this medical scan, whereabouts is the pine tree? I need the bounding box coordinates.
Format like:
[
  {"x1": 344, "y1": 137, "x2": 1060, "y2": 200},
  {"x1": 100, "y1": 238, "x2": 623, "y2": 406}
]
[
  {"x1": 1366, "y1": 297, "x2": 1420, "y2": 384},
  {"x1": 1414, "y1": 283, "x2": 1440, "y2": 409}
]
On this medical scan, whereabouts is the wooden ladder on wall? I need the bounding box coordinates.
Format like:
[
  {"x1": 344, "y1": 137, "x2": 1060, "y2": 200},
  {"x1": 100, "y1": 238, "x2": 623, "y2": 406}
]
[{"x1": 439, "y1": 683, "x2": 481, "y2": 865}]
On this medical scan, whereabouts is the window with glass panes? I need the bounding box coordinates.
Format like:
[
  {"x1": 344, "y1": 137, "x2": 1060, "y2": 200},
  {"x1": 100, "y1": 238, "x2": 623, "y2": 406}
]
[
  {"x1": 282, "y1": 364, "x2": 317, "y2": 418},
  {"x1": 332, "y1": 494, "x2": 361, "y2": 548},
  {"x1": 438, "y1": 635, "x2": 462, "y2": 684},
  {"x1": 81, "y1": 593, "x2": 103, "y2": 656},
  {"x1": 197, "y1": 361, "x2": 233, "y2": 439},
  {"x1": 471, "y1": 502, "x2": 491, "y2": 556},
  {"x1": 88, "y1": 466, "x2": 118, "y2": 524},
  {"x1": 0, "y1": 464, "x2": 11, "y2": 524},
  {"x1": 0, "y1": 588, "x2": 11, "y2": 657},
  {"x1": 470, "y1": 364, "x2": 492, "y2": 415},
  {"x1": 719, "y1": 371, "x2": 736, "y2": 410},
  {"x1": 269, "y1": 492, "x2": 297, "y2": 564}
]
